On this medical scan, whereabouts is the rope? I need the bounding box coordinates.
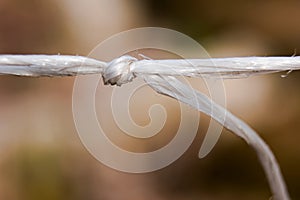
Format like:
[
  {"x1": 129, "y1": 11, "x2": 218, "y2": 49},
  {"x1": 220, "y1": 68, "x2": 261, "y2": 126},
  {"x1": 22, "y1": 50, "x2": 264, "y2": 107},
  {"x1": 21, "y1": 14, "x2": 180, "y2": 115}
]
[{"x1": 1, "y1": 54, "x2": 298, "y2": 200}]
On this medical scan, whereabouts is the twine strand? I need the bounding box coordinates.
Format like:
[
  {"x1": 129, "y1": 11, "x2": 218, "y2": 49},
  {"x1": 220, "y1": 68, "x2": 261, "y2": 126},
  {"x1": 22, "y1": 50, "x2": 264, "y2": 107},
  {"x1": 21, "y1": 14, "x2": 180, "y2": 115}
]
[{"x1": 1, "y1": 54, "x2": 298, "y2": 200}]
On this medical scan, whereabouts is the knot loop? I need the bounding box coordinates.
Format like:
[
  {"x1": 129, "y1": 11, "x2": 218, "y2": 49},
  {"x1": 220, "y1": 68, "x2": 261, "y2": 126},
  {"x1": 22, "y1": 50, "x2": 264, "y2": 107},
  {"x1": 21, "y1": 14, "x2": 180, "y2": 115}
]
[{"x1": 102, "y1": 55, "x2": 137, "y2": 86}]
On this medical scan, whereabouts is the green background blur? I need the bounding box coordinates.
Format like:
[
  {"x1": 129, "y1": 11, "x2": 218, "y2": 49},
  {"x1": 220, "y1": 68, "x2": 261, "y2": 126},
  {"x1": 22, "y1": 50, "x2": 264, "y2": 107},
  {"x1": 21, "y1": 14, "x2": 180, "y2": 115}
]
[{"x1": 0, "y1": 0, "x2": 300, "y2": 199}]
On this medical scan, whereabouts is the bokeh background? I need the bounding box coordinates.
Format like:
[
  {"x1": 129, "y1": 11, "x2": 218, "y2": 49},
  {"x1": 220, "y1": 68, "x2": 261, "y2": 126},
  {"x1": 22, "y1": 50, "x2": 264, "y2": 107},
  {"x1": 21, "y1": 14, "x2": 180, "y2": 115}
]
[{"x1": 0, "y1": 0, "x2": 300, "y2": 199}]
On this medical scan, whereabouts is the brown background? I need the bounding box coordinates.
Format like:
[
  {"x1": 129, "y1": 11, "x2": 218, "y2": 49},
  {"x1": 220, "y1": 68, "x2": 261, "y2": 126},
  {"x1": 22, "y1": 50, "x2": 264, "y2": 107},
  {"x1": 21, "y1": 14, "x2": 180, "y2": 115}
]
[{"x1": 0, "y1": 0, "x2": 300, "y2": 199}]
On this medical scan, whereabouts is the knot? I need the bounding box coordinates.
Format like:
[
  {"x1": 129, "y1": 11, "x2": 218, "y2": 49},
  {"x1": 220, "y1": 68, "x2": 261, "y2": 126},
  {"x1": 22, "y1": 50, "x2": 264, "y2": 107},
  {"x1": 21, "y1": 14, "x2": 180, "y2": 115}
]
[{"x1": 102, "y1": 55, "x2": 138, "y2": 86}]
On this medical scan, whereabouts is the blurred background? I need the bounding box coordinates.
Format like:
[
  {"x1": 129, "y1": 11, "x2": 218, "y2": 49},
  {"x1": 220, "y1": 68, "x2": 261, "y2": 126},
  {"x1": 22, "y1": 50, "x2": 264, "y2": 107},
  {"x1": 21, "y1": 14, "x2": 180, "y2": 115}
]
[{"x1": 0, "y1": 0, "x2": 300, "y2": 199}]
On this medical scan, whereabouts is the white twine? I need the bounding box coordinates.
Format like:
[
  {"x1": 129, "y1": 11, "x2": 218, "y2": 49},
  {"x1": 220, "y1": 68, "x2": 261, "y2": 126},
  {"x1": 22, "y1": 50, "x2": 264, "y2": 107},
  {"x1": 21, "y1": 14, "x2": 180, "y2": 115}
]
[{"x1": 1, "y1": 54, "x2": 299, "y2": 200}]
